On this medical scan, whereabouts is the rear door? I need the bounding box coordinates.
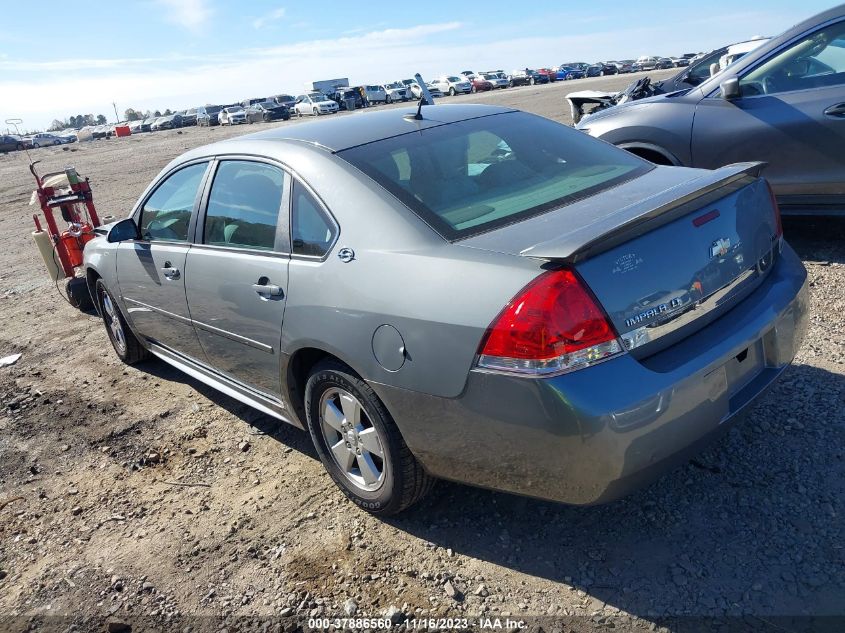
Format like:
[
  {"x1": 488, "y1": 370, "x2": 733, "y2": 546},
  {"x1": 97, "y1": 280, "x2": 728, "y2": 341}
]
[
  {"x1": 184, "y1": 159, "x2": 290, "y2": 397},
  {"x1": 116, "y1": 161, "x2": 209, "y2": 360},
  {"x1": 691, "y1": 19, "x2": 845, "y2": 211}
]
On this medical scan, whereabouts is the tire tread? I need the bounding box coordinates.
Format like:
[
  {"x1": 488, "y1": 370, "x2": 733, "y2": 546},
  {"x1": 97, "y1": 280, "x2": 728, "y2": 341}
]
[
  {"x1": 305, "y1": 359, "x2": 434, "y2": 514},
  {"x1": 96, "y1": 279, "x2": 149, "y2": 365}
]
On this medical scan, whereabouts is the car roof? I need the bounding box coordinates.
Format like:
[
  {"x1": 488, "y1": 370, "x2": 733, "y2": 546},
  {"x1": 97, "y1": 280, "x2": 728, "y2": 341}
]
[{"x1": 224, "y1": 104, "x2": 516, "y2": 153}]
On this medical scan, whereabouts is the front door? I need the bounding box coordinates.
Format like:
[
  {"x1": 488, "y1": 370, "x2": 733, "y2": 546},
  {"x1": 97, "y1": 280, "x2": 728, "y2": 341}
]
[
  {"x1": 184, "y1": 159, "x2": 290, "y2": 398},
  {"x1": 691, "y1": 19, "x2": 845, "y2": 212},
  {"x1": 116, "y1": 161, "x2": 209, "y2": 360}
]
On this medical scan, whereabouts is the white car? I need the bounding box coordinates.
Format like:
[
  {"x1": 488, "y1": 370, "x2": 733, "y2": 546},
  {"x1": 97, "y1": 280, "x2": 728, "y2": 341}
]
[
  {"x1": 716, "y1": 38, "x2": 771, "y2": 74},
  {"x1": 218, "y1": 107, "x2": 247, "y2": 125},
  {"x1": 30, "y1": 132, "x2": 64, "y2": 147},
  {"x1": 360, "y1": 85, "x2": 388, "y2": 104},
  {"x1": 430, "y1": 75, "x2": 472, "y2": 96},
  {"x1": 380, "y1": 83, "x2": 409, "y2": 103},
  {"x1": 294, "y1": 93, "x2": 339, "y2": 117},
  {"x1": 481, "y1": 72, "x2": 509, "y2": 89}
]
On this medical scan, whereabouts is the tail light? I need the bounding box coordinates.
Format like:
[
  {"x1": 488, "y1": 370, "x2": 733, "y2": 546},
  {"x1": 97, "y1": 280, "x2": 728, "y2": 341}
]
[
  {"x1": 476, "y1": 269, "x2": 624, "y2": 376},
  {"x1": 766, "y1": 180, "x2": 783, "y2": 240}
]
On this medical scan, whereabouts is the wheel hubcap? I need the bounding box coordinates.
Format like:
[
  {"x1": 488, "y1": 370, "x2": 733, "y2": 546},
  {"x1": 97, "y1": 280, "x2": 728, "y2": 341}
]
[
  {"x1": 101, "y1": 292, "x2": 126, "y2": 355},
  {"x1": 319, "y1": 388, "x2": 385, "y2": 491}
]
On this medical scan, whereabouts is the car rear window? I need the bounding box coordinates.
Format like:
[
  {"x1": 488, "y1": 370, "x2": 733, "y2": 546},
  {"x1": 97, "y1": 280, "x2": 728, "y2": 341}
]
[{"x1": 338, "y1": 111, "x2": 651, "y2": 240}]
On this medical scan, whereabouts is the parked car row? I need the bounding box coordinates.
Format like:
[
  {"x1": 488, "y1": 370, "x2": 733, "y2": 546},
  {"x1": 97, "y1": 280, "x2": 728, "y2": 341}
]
[
  {"x1": 6, "y1": 54, "x2": 699, "y2": 150},
  {"x1": 0, "y1": 130, "x2": 77, "y2": 152}
]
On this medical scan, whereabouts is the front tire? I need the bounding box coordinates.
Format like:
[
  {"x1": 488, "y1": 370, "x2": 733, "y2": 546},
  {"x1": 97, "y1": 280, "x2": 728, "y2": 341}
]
[
  {"x1": 304, "y1": 360, "x2": 434, "y2": 515},
  {"x1": 96, "y1": 280, "x2": 149, "y2": 365},
  {"x1": 313, "y1": 107, "x2": 319, "y2": 116},
  {"x1": 449, "y1": 87, "x2": 456, "y2": 96}
]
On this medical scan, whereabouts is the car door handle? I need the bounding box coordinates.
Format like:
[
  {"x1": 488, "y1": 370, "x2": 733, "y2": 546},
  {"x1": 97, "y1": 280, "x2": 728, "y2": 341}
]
[
  {"x1": 252, "y1": 282, "x2": 283, "y2": 297},
  {"x1": 161, "y1": 263, "x2": 180, "y2": 280},
  {"x1": 824, "y1": 103, "x2": 845, "y2": 118}
]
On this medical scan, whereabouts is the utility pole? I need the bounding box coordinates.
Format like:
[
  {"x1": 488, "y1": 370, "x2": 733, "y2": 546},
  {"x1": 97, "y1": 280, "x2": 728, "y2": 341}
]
[{"x1": 112, "y1": 102, "x2": 119, "y2": 123}]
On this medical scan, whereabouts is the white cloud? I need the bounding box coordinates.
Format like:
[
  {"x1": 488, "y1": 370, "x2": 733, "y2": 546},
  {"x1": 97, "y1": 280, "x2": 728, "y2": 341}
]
[
  {"x1": 252, "y1": 7, "x2": 286, "y2": 30},
  {"x1": 155, "y1": 0, "x2": 213, "y2": 32}
]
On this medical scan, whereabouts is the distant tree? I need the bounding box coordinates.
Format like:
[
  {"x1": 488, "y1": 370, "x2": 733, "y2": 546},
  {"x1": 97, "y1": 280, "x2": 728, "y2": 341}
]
[
  {"x1": 153, "y1": 110, "x2": 161, "y2": 117},
  {"x1": 96, "y1": 114, "x2": 107, "y2": 125},
  {"x1": 124, "y1": 108, "x2": 140, "y2": 121},
  {"x1": 163, "y1": 108, "x2": 172, "y2": 116},
  {"x1": 49, "y1": 119, "x2": 66, "y2": 131}
]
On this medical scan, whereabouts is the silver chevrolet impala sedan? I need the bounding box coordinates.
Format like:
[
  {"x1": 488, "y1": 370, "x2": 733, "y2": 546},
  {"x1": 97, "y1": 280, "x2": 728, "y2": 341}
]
[{"x1": 84, "y1": 104, "x2": 809, "y2": 514}]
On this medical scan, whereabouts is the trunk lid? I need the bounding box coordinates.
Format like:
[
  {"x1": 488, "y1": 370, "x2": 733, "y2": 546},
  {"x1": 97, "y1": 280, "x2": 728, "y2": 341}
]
[{"x1": 459, "y1": 163, "x2": 781, "y2": 358}]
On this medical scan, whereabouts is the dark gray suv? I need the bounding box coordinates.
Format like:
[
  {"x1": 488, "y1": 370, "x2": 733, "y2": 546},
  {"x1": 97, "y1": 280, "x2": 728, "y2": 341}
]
[{"x1": 578, "y1": 4, "x2": 845, "y2": 216}]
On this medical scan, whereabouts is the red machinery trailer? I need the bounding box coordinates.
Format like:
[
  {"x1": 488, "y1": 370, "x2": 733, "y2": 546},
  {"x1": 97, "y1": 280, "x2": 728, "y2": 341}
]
[{"x1": 29, "y1": 161, "x2": 101, "y2": 310}]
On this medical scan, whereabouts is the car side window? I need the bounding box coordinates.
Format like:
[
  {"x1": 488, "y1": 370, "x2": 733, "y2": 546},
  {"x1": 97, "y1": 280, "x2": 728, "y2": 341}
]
[
  {"x1": 291, "y1": 181, "x2": 336, "y2": 257},
  {"x1": 139, "y1": 163, "x2": 207, "y2": 242},
  {"x1": 740, "y1": 22, "x2": 845, "y2": 96},
  {"x1": 203, "y1": 161, "x2": 286, "y2": 251}
]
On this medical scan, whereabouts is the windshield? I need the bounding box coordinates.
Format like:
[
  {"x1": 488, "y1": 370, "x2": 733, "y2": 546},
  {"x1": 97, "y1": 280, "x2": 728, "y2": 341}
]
[
  {"x1": 308, "y1": 92, "x2": 325, "y2": 100},
  {"x1": 385, "y1": 82, "x2": 403, "y2": 89},
  {"x1": 339, "y1": 111, "x2": 650, "y2": 240},
  {"x1": 447, "y1": 76, "x2": 461, "y2": 82}
]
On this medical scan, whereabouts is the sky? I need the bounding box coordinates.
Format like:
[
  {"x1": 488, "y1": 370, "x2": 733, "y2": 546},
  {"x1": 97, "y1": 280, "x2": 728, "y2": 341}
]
[{"x1": 0, "y1": 0, "x2": 837, "y2": 131}]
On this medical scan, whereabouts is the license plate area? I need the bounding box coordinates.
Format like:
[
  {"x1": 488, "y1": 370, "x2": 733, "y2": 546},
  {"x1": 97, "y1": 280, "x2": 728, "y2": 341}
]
[{"x1": 725, "y1": 339, "x2": 765, "y2": 396}]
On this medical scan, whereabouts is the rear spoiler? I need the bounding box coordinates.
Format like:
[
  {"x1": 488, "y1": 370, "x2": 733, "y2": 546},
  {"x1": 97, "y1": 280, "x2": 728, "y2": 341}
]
[{"x1": 520, "y1": 162, "x2": 767, "y2": 263}]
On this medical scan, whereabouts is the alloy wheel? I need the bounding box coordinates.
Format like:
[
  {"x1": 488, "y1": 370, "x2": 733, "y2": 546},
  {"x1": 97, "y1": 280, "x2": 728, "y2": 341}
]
[
  {"x1": 101, "y1": 291, "x2": 127, "y2": 355},
  {"x1": 319, "y1": 387, "x2": 385, "y2": 491}
]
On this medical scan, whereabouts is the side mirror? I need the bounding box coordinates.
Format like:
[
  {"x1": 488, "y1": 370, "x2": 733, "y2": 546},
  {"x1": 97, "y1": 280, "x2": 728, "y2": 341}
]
[
  {"x1": 107, "y1": 217, "x2": 140, "y2": 243},
  {"x1": 720, "y1": 78, "x2": 741, "y2": 100}
]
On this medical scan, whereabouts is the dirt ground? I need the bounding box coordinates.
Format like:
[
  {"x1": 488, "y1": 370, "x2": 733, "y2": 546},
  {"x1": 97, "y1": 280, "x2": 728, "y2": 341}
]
[{"x1": 1, "y1": 71, "x2": 843, "y2": 633}]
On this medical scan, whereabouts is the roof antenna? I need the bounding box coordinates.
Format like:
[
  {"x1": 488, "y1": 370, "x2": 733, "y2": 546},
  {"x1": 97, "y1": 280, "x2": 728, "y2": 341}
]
[
  {"x1": 404, "y1": 73, "x2": 435, "y2": 121},
  {"x1": 409, "y1": 96, "x2": 425, "y2": 121}
]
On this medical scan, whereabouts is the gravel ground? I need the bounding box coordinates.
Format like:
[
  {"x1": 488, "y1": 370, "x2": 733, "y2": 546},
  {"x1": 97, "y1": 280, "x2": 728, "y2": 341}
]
[{"x1": 0, "y1": 71, "x2": 843, "y2": 633}]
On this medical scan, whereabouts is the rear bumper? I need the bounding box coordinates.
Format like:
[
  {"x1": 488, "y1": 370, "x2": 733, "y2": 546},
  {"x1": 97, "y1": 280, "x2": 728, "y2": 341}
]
[{"x1": 375, "y1": 244, "x2": 809, "y2": 505}]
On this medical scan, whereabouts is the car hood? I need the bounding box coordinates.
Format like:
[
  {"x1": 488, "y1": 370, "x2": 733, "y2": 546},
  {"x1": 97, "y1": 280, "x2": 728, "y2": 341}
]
[{"x1": 576, "y1": 89, "x2": 698, "y2": 127}]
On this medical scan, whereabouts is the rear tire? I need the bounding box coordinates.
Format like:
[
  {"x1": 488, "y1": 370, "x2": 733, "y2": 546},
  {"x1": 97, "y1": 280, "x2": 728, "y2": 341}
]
[
  {"x1": 304, "y1": 360, "x2": 435, "y2": 515},
  {"x1": 95, "y1": 279, "x2": 149, "y2": 365}
]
